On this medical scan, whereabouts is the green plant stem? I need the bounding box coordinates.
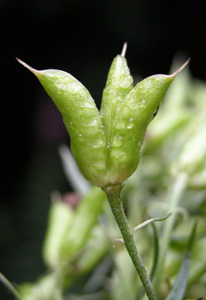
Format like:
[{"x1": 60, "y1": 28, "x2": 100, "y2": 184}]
[
  {"x1": 154, "y1": 172, "x2": 187, "y2": 290},
  {"x1": 106, "y1": 189, "x2": 158, "y2": 300}
]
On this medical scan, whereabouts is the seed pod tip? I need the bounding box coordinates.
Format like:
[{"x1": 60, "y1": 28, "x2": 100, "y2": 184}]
[
  {"x1": 171, "y1": 58, "x2": 190, "y2": 78},
  {"x1": 16, "y1": 58, "x2": 38, "y2": 75},
  {"x1": 121, "y1": 42, "x2": 128, "y2": 57}
]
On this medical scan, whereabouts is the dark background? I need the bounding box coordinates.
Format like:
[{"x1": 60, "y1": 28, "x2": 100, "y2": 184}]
[{"x1": 1, "y1": 0, "x2": 206, "y2": 298}]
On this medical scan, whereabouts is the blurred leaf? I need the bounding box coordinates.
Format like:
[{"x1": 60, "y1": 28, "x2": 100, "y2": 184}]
[
  {"x1": 0, "y1": 272, "x2": 23, "y2": 300},
  {"x1": 17, "y1": 273, "x2": 63, "y2": 300},
  {"x1": 58, "y1": 144, "x2": 90, "y2": 196},
  {"x1": 132, "y1": 213, "x2": 172, "y2": 233},
  {"x1": 67, "y1": 290, "x2": 108, "y2": 300},
  {"x1": 150, "y1": 222, "x2": 159, "y2": 280},
  {"x1": 74, "y1": 226, "x2": 110, "y2": 276},
  {"x1": 185, "y1": 298, "x2": 203, "y2": 300},
  {"x1": 137, "y1": 222, "x2": 159, "y2": 300},
  {"x1": 111, "y1": 250, "x2": 137, "y2": 300},
  {"x1": 42, "y1": 192, "x2": 74, "y2": 269},
  {"x1": 165, "y1": 221, "x2": 197, "y2": 300},
  {"x1": 59, "y1": 187, "x2": 106, "y2": 262}
]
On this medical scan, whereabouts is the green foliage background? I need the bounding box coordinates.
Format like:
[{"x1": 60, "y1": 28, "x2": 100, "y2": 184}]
[{"x1": 1, "y1": 0, "x2": 206, "y2": 299}]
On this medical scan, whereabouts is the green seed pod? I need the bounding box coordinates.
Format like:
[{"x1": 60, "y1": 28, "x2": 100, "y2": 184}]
[
  {"x1": 17, "y1": 59, "x2": 108, "y2": 188},
  {"x1": 42, "y1": 193, "x2": 74, "y2": 269},
  {"x1": 59, "y1": 186, "x2": 106, "y2": 262},
  {"x1": 100, "y1": 43, "x2": 133, "y2": 143},
  {"x1": 106, "y1": 61, "x2": 189, "y2": 186},
  {"x1": 144, "y1": 64, "x2": 192, "y2": 152},
  {"x1": 74, "y1": 226, "x2": 109, "y2": 275},
  {"x1": 17, "y1": 52, "x2": 189, "y2": 191},
  {"x1": 18, "y1": 273, "x2": 62, "y2": 300},
  {"x1": 107, "y1": 74, "x2": 175, "y2": 185}
]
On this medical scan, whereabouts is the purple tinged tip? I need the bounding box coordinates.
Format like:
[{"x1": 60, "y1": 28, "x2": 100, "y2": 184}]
[
  {"x1": 171, "y1": 58, "x2": 190, "y2": 78},
  {"x1": 16, "y1": 58, "x2": 39, "y2": 75}
]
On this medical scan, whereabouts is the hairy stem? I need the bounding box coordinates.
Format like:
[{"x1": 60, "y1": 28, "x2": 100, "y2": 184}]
[{"x1": 105, "y1": 188, "x2": 158, "y2": 300}]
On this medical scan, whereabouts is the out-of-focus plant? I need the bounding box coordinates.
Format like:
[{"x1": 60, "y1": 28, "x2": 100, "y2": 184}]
[{"x1": 1, "y1": 46, "x2": 205, "y2": 300}]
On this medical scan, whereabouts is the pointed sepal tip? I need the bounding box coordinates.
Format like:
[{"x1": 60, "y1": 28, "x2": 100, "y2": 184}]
[
  {"x1": 16, "y1": 58, "x2": 39, "y2": 76},
  {"x1": 171, "y1": 58, "x2": 190, "y2": 78},
  {"x1": 121, "y1": 42, "x2": 128, "y2": 57}
]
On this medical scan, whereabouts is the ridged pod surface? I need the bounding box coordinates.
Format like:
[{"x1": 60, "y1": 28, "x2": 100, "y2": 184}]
[
  {"x1": 108, "y1": 74, "x2": 175, "y2": 185},
  {"x1": 17, "y1": 52, "x2": 188, "y2": 189},
  {"x1": 17, "y1": 60, "x2": 108, "y2": 187},
  {"x1": 100, "y1": 54, "x2": 133, "y2": 142}
]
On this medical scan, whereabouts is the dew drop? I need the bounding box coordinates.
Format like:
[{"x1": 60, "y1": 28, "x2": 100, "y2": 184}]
[
  {"x1": 93, "y1": 139, "x2": 105, "y2": 148},
  {"x1": 127, "y1": 123, "x2": 134, "y2": 129},
  {"x1": 113, "y1": 134, "x2": 123, "y2": 146},
  {"x1": 79, "y1": 134, "x2": 85, "y2": 142},
  {"x1": 126, "y1": 117, "x2": 135, "y2": 129}
]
